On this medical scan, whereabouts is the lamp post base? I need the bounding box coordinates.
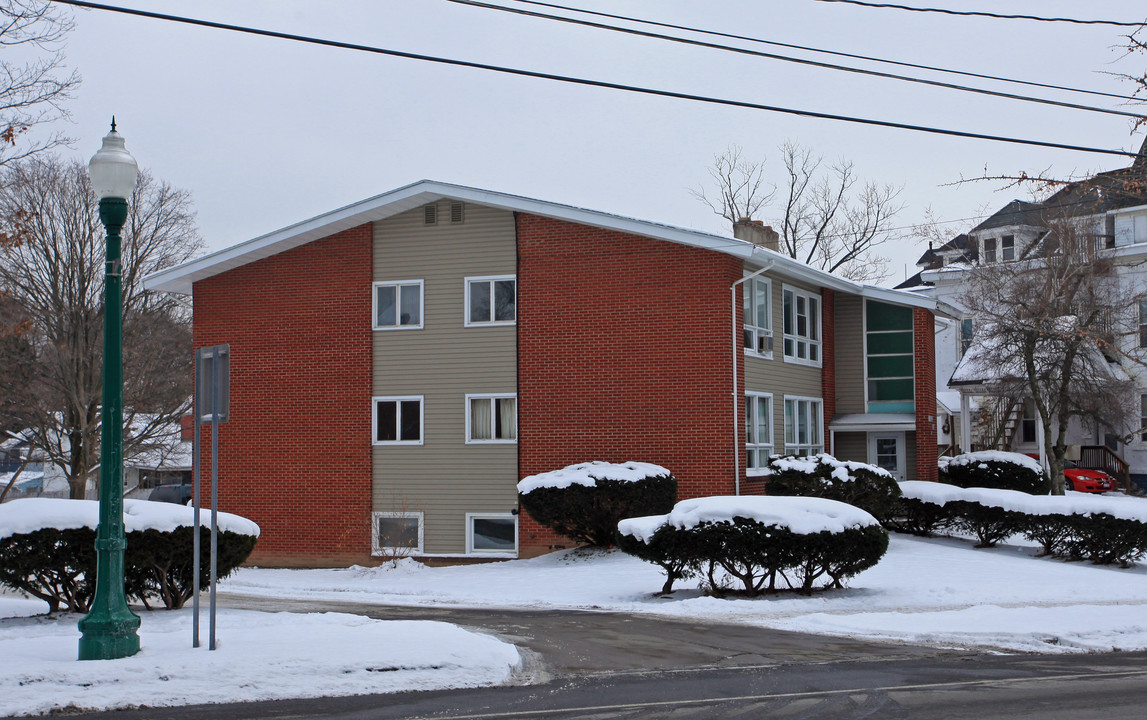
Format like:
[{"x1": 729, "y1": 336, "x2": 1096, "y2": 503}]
[{"x1": 78, "y1": 607, "x2": 141, "y2": 661}]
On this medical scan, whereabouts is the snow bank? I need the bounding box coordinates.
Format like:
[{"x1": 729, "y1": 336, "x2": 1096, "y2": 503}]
[
  {"x1": 656, "y1": 495, "x2": 879, "y2": 537},
  {"x1": 765, "y1": 453, "x2": 892, "y2": 479},
  {"x1": 0, "y1": 609, "x2": 520, "y2": 716},
  {"x1": 899, "y1": 482, "x2": 1147, "y2": 522},
  {"x1": 517, "y1": 461, "x2": 670, "y2": 494},
  {"x1": 942, "y1": 450, "x2": 1043, "y2": 474},
  {"x1": 0, "y1": 498, "x2": 259, "y2": 540}
]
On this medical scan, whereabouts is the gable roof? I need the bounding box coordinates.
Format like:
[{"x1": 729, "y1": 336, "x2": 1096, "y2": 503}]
[{"x1": 143, "y1": 180, "x2": 937, "y2": 309}]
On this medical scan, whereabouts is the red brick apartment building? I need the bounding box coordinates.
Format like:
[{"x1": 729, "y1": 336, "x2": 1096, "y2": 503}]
[{"x1": 144, "y1": 181, "x2": 939, "y2": 566}]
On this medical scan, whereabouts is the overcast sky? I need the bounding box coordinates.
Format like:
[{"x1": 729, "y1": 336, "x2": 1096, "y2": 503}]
[{"x1": 45, "y1": 0, "x2": 1147, "y2": 285}]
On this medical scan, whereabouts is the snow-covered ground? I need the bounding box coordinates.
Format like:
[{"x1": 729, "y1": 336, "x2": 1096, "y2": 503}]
[
  {"x1": 0, "y1": 601, "x2": 520, "y2": 717},
  {"x1": 6, "y1": 498, "x2": 1147, "y2": 716}
]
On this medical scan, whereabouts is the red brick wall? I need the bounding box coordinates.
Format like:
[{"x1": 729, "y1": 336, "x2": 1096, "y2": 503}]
[
  {"x1": 821, "y1": 288, "x2": 836, "y2": 454},
  {"x1": 914, "y1": 307, "x2": 938, "y2": 482},
  {"x1": 515, "y1": 213, "x2": 742, "y2": 553},
  {"x1": 192, "y1": 224, "x2": 374, "y2": 566}
]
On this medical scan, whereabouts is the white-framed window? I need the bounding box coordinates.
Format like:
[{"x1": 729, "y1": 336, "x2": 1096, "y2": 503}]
[
  {"x1": 1001, "y1": 235, "x2": 1015, "y2": 261},
  {"x1": 372, "y1": 511, "x2": 424, "y2": 555},
  {"x1": 1021, "y1": 402, "x2": 1037, "y2": 444},
  {"x1": 784, "y1": 396, "x2": 824, "y2": 456},
  {"x1": 743, "y1": 277, "x2": 773, "y2": 357},
  {"x1": 466, "y1": 394, "x2": 517, "y2": 443},
  {"x1": 782, "y1": 286, "x2": 821, "y2": 366},
  {"x1": 983, "y1": 237, "x2": 997, "y2": 263},
  {"x1": 465, "y1": 276, "x2": 516, "y2": 326},
  {"x1": 746, "y1": 392, "x2": 773, "y2": 474},
  {"x1": 1140, "y1": 394, "x2": 1147, "y2": 443},
  {"x1": 960, "y1": 318, "x2": 974, "y2": 356},
  {"x1": 373, "y1": 396, "x2": 423, "y2": 445},
  {"x1": 466, "y1": 513, "x2": 518, "y2": 555},
  {"x1": 1138, "y1": 300, "x2": 1147, "y2": 349},
  {"x1": 373, "y1": 280, "x2": 423, "y2": 330}
]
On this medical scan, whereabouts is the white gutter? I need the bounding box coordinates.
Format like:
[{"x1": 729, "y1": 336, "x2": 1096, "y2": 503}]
[{"x1": 731, "y1": 259, "x2": 775, "y2": 495}]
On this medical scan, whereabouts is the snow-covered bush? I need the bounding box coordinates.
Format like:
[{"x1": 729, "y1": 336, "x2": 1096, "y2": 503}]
[
  {"x1": 939, "y1": 451, "x2": 1047, "y2": 494},
  {"x1": 618, "y1": 496, "x2": 888, "y2": 596},
  {"x1": 0, "y1": 499, "x2": 260, "y2": 612},
  {"x1": 517, "y1": 461, "x2": 675, "y2": 547},
  {"x1": 898, "y1": 482, "x2": 1147, "y2": 565},
  {"x1": 759, "y1": 454, "x2": 901, "y2": 525}
]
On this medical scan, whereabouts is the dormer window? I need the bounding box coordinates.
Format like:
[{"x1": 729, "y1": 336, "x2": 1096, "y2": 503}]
[
  {"x1": 1001, "y1": 235, "x2": 1015, "y2": 261},
  {"x1": 983, "y1": 237, "x2": 997, "y2": 264}
]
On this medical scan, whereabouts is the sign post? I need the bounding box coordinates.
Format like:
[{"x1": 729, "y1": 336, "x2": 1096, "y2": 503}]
[{"x1": 193, "y1": 345, "x2": 228, "y2": 650}]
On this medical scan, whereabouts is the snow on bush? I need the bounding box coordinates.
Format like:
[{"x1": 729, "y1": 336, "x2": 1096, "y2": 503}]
[
  {"x1": 758, "y1": 453, "x2": 900, "y2": 525},
  {"x1": 517, "y1": 461, "x2": 676, "y2": 547},
  {"x1": 617, "y1": 496, "x2": 888, "y2": 595},
  {"x1": 517, "y1": 461, "x2": 670, "y2": 494},
  {"x1": 0, "y1": 498, "x2": 260, "y2": 540},
  {"x1": 897, "y1": 481, "x2": 1147, "y2": 564},
  {"x1": 939, "y1": 450, "x2": 1047, "y2": 494},
  {"x1": 0, "y1": 499, "x2": 259, "y2": 612}
]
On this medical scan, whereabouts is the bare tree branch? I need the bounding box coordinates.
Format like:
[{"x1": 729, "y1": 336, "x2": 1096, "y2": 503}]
[{"x1": 0, "y1": 156, "x2": 201, "y2": 499}]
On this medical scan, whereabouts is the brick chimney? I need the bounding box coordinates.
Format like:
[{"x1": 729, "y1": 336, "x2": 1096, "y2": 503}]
[{"x1": 733, "y1": 218, "x2": 780, "y2": 252}]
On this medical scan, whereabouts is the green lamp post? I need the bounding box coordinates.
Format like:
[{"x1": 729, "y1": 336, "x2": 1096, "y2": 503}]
[{"x1": 78, "y1": 120, "x2": 142, "y2": 661}]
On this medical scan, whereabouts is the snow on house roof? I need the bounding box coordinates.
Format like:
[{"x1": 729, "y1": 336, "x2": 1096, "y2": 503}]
[{"x1": 143, "y1": 180, "x2": 937, "y2": 310}]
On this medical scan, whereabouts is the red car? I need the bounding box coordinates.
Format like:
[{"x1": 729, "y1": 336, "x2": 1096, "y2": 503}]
[{"x1": 1064, "y1": 464, "x2": 1117, "y2": 493}]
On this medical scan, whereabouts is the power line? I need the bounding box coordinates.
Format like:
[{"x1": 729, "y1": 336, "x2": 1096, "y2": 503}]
[
  {"x1": 50, "y1": 0, "x2": 1140, "y2": 160},
  {"x1": 814, "y1": 1, "x2": 1147, "y2": 28},
  {"x1": 495, "y1": 0, "x2": 1142, "y2": 103},
  {"x1": 447, "y1": 0, "x2": 1144, "y2": 121}
]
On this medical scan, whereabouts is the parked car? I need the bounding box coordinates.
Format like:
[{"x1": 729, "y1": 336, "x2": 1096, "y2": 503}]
[
  {"x1": 1064, "y1": 462, "x2": 1117, "y2": 493},
  {"x1": 148, "y1": 483, "x2": 193, "y2": 505}
]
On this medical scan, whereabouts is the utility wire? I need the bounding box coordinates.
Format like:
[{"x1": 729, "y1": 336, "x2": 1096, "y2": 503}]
[
  {"x1": 51, "y1": 0, "x2": 1140, "y2": 160},
  {"x1": 495, "y1": 0, "x2": 1142, "y2": 103},
  {"x1": 814, "y1": 0, "x2": 1147, "y2": 28},
  {"x1": 447, "y1": 0, "x2": 1144, "y2": 120}
]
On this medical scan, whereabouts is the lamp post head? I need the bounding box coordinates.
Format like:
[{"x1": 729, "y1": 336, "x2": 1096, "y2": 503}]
[{"x1": 88, "y1": 119, "x2": 139, "y2": 201}]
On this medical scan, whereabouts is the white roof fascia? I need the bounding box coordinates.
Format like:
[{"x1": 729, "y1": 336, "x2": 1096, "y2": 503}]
[
  {"x1": 144, "y1": 180, "x2": 755, "y2": 295},
  {"x1": 828, "y1": 413, "x2": 916, "y2": 432},
  {"x1": 1110, "y1": 202, "x2": 1147, "y2": 216}
]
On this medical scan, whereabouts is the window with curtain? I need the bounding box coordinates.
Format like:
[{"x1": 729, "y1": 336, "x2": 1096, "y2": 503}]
[
  {"x1": 746, "y1": 392, "x2": 773, "y2": 472},
  {"x1": 467, "y1": 394, "x2": 517, "y2": 442},
  {"x1": 783, "y1": 397, "x2": 823, "y2": 456},
  {"x1": 782, "y1": 286, "x2": 821, "y2": 366},
  {"x1": 743, "y1": 277, "x2": 773, "y2": 356}
]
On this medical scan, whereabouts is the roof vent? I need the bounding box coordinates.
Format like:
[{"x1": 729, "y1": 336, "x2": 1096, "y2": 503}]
[
  {"x1": 424, "y1": 204, "x2": 438, "y2": 225},
  {"x1": 450, "y1": 201, "x2": 465, "y2": 224}
]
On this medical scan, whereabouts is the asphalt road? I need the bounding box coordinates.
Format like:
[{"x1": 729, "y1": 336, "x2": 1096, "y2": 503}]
[{"x1": 44, "y1": 596, "x2": 1147, "y2": 720}]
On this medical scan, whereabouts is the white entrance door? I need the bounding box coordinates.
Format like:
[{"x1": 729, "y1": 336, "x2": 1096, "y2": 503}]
[{"x1": 869, "y1": 432, "x2": 906, "y2": 481}]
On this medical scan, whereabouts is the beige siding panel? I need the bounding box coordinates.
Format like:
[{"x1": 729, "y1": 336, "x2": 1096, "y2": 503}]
[
  {"x1": 372, "y1": 201, "x2": 518, "y2": 555},
  {"x1": 833, "y1": 432, "x2": 868, "y2": 464},
  {"x1": 834, "y1": 293, "x2": 865, "y2": 415},
  {"x1": 743, "y1": 267, "x2": 824, "y2": 454}
]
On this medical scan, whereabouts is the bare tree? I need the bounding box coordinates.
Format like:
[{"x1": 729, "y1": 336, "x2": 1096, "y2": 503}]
[
  {"x1": 1, "y1": 1, "x2": 78, "y2": 166},
  {"x1": 0, "y1": 156, "x2": 201, "y2": 499},
  {"x1": 958, "y1": 215, "x2": 1146, "y2": 494},
  {"x1": 691, "y1": 145, "x2": 774, "y2": 223},
  {"x1": 694, "y1": 142, "x2": 903, "y2": 282}
]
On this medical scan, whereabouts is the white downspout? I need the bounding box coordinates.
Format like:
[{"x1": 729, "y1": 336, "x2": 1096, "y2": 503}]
[{"x1": 732, "y1": 260, "x2": 775, "y2": 495}]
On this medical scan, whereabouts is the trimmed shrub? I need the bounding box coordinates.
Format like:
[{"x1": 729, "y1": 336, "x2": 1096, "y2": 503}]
[
  {"x1": 0, "y1": 527, "x2": 96, "y2": 613},
  {"x1": 128, "y1": 527, "x2": 259, "y2": 609},
  {"x1": 888, "y1": 497, "x2": 955, "y2": 537},
  {"x1": 618, "y1": 496, "x2": 888, "y2": 596},
  {"x1": 1059, "y1": 514, "x2": 1147, "y2": 567},
  {"x1": 947, "y1": 500, "x2": 1023, "y2": 548},
  {"x1": 0, "y1": 501, "x2": 259, "y2": 612},
  {"x1": 1021, "y1": 514, "x2": 1073, "y2": 557},
  {"x1": 762, "y1": 454, "x2": 902, "y2": 525},
  {"x1": 940, "y1": 451, "x2": 1048, "y2": 494},
  {"x1": 519, "y1": 462, "x2": 676, "y2": 547}
]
